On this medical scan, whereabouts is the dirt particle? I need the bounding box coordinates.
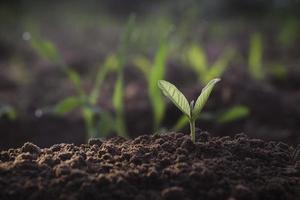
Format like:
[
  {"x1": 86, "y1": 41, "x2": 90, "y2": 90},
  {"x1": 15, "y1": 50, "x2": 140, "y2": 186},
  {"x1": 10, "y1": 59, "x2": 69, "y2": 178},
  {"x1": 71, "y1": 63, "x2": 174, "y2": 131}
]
[
  {"x1": 50, "y1": 144, "x2": 61, "y2": 152},
  {"x1": 198, "y1": 131, "x2": 210, "y2": 142},
  {"x1": 88, "y1": 138, "x2": 103, "y2": 146},
  {"x1": 180, "y1": 137, "x2": 195, "y2": 151},
  {"x1": 0, "y1": 151, "x2": 9, "y2": 162},
  {"x1": 21, "y1": 142, "x2": 41, "y2": 154},
  {"x1": 234, "y1": 133, "x2": 248, "y2": 139},
  {"x1": 232, "y1": 184, "x2": 254, "y2": 200},
  {"x1": 54, "y1": 164, "x2": 71, "y2": 176},
  {"x1": 161, "y1": 186, "x2": 184, "y2": 200},
  {"x1": 276, "y1": 142, "x2": 289, "y2": 150},
  {"x1": 97, "y1": 174, "x2": 111, "y2": 186},
  {"x1": 58, "y1": 152, "x2": 73, "y2": 161}
]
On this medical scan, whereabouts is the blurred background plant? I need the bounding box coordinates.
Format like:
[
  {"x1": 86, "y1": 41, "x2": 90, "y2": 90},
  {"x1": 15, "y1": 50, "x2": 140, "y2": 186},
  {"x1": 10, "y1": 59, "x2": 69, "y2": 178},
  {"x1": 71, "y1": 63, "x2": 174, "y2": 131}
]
[
  {"x1": 0, "y1": 0, "x2": 300, "y2": 148},
  {"x1": 26, "y1": 16, "x2": 138, "y2": 140},
  {"x1": 0, "y1": 103, "x2": 17, "y2": 120}
]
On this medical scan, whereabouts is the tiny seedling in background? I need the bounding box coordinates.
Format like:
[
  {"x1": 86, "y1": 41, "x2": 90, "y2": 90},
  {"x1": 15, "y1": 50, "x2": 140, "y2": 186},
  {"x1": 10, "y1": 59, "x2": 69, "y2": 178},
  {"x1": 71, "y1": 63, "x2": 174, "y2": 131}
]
[
  {"x1": 27, "y1": 15, "x2": 136, "y2": 140},
  {"x1": 248, "y1": 32, "x2": 264, "y2": 80},
  {"x1": 133, "y1": 37, "x2": 169, "y2": 131},
  {"x1": 112, "y1": 14, "x2": 136, "y2": 138},
  {"x1": 217, "y1": 105, "x2": 249, "y2": 124},
  {"x1": 185, "y1": 44, "x2": 235, "y2": 84},
  {"x1": 0, "y1": 103, "x2": 17, "y2": 120},
  {"x1": 158, "y1": 78, "x2": 220, "y2": 143},
  {"x1": 30, "y1": 34, "x2": 113, "y2": 139}
]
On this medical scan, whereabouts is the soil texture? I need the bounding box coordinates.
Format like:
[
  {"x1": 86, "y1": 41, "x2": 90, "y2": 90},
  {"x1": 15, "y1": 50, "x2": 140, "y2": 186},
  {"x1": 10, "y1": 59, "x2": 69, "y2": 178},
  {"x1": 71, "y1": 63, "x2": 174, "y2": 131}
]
[{"x1": 0, "y1": 132, "x2": 300, "y2": 200}]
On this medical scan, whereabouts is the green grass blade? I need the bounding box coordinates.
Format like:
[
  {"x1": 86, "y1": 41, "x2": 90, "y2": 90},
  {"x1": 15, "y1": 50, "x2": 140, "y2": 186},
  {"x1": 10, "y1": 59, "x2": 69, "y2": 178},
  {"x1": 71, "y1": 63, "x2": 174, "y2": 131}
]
[
  {"x1": 193, "y1": 78, "x2": 220, "y2": 119},
  {"x1": 149, "y1": 41, "x2": 168, "y2": 129},
  {"x1": 0, "y1": 105, "x2": 17, "y2": 120},
  {"x1": 111, "y1": 15, "x2": 136, "y2": 137},
  {"x1": 96, "y1": 111, "x2": 115, "y2": 138},
  {"x1": 30, "y1": 37, "x2": 62, "y2": 65},
  {"x1": 53, "y1": 97, "x2": 83, "y2": 115},
  {"x1": 64, "y1": 68, "x2": 85, "y2": 97},
  {"x1": 151, "y1": 90, "x2": 166, "y2": 130},
  {"x1": 218, "y1": 105, "x2": 250, "y2": 124},
  {"x1": 30, "y1": 33, "x2": 85, "y2": 97},
  {"x1": 158, "y1": 80, "x2": 190, "y2": 118},
  {"x1": 89, "y1": 55, "x2": 116, "y2": 104},
  {"x1": 204, "y1": 48, "x2": 235, "y2": 83},
  {"x1": 149, "y1": 41, "x2": 168, "y2": 93},
  {"x1": 133, "y1": 55, "x2": 152, "y2": 78},
  {"x1": 173, "y1": 115, "x2": 189, "y2": 131},
  {"x1": 112, "y1": 69, "x2": 128, "y2": 138},
  {"x1": 248, "y1": 32, "x2": 264, "y2": 80},
  {"x1": 186, "y1": 44, "x2": 207, "y2": 77}
]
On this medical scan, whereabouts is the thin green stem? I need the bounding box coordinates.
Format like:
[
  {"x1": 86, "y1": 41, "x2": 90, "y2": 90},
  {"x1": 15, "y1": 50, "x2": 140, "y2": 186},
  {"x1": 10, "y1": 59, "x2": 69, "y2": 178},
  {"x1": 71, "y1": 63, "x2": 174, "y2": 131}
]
[{"x1": 190, "y1": 119, "x2": 196, "y2": 143}]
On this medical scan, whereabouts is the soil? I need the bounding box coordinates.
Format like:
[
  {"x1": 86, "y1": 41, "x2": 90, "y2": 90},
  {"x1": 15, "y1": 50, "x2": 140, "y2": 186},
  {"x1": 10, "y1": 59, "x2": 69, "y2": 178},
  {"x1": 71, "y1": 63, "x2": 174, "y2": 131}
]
[{"x1": 1, "y1": 132, "x2": 299, "y2": 200}]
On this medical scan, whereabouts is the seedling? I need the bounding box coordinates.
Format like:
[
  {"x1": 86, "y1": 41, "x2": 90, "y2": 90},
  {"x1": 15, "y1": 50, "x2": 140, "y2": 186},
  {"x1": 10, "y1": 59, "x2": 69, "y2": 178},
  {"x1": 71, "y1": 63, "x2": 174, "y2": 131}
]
[
  {"x1": 112, "y1": 14, "x2": 136, "y2": 138},
  {"x1": 133, "y1": 38, "x2": 169, "y2": 130},
  {"x1": 217, "y1": 105, "x2": 250, "y2": 124},
  {"x1": 158, "y1": 78, "x2": 220, "y2": 143},
  {"x1": 248, "y1": 32, "x2": 264, "y2": 80},
  {"x1": 28, "y1": 15, "x2": 135, "y2": 139},
  {"x1": 185, "y1": 44, "x2": 234, "y2": 84},
  {"x1": 0, "y1": 103, "x2": 17, "y2": 120}
]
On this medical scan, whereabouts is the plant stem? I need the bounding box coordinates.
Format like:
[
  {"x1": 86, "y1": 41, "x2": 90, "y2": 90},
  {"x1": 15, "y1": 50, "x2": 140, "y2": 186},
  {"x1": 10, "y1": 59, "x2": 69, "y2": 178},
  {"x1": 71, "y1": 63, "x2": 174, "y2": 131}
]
[{"x1": 190, "y1": 119, "x2": 196, "y2": 143}]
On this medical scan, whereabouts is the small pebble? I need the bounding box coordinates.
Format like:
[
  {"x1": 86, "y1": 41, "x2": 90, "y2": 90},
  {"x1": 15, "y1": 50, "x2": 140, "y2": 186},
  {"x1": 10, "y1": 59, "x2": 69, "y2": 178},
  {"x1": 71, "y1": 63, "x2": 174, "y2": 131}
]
[
  {"x1": 88, "y1": 138, "x2": 103, "y2": 146},
  {"x1": 21, "y1": 142, "x2": 41, "y2": 154}
]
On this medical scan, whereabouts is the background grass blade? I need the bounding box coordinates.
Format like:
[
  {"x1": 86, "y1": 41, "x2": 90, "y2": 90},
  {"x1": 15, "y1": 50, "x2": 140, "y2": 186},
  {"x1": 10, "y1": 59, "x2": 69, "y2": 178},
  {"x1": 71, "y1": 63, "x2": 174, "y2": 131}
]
[
  {"x1": 186, "y1": 44, "x2": 207, "y2": 77},
  {"x1": 149, "y1": 40, "x2": 168, "y2": 129},
  {"x1": 249, "y1": 32, "x2": 264, "y2": 80},
  {"x1": 218, "y1": 105, "x2": 250, "y2": 124},
  {"x1": 53, "y1": 97, "x2": 83, "y2": 115}
]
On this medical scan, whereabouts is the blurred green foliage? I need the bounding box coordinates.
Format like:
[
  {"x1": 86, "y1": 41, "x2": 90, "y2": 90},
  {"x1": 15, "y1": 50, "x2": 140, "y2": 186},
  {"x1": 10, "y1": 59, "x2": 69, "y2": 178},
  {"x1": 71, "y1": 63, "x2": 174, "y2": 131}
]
[
  {"x1": 0, "y1": 104, "x2": 17, "y2": 120},
  {"x1": 185, "y1": 44, "x2": 235, "y2": 84},
  {"x1": 112, "y1": 15, "x2": 136, "y2": 138},
  {"x1": 217, "y1": 105, "x2": 250, "y2": 124},
  {"x1": 248, "y1": 32, "x2": 264, "y2": 80},
  {"x1": 29, "y1": 15, "x2": 138, "y2": 140},
  {"x1": 134, "y1": 37, "x2": 169, "y2": 131}
]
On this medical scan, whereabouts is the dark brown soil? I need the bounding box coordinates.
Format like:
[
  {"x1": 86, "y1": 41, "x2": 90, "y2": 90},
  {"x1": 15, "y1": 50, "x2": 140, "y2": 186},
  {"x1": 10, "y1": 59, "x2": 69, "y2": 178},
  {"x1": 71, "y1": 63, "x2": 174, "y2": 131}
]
[{"x1": 1, "y1": 132, "x2": 299, "y2": 200}]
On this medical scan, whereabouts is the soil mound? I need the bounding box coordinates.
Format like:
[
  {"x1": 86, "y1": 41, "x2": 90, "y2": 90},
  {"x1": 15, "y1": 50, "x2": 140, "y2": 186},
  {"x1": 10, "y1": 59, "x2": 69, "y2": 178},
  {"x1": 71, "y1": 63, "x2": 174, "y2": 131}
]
[{"x1": 0, "y1": 132, "x2": 299, "y2": 200}]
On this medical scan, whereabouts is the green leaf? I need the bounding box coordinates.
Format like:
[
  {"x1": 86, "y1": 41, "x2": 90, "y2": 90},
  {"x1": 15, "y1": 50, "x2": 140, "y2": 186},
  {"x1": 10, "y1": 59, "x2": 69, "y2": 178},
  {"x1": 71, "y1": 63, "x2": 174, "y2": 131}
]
[
  {"x1": 31, "y1": 37, "x2": 62, "y2": 64},
  {"x1": 0, "y1": 105, "x2": 17, "y2": 120},
  {"x1": 64, "y1": 68, "x2": 85, "y2": 96},
  {"x1": 173, "y1": 115, "x2": 189, "y2": 131},
  {"x1": 151, "y1": 90, "x2": 166, "y2": 129},
  {"x1": 218, "y1": 105, "x2": 249, "y2": 123},
  {"x1": 54, "y1": 97, "x2": 83, "y2": 115},
  {"x1": 193, "y1": 78, "x2": 220, "y2": 119},
  {"x1": 158, "y1": 80, "x2": 190, "y2": 118},
  {"x1": 89, "y1": 57, "x2": 114, "y2": 104},
  {"x1": 133, "y1": 56, "x2": 152, "y2": 78},
  {"x1": 204, "y1": 48, "x2": 235, "y2": 84},
  {"x1": 248, "y1": 32, "x2": 264, "y2": 80},
  {"x1": 149, "y1": 41, "x2": 168, "y2": 95},
  {"x1": 112, "y1": 75, "x2": 128, "y2": 137},
  {"x1": 186, "y1": 44, "x2": 207, "y2": 77},
  {"x1": 112, "y1": 75, "x2": 123, "y2": 113},
  {"x1": 96, "y1": 111, "x2": 115, "y2": 137},
  {"x1": 149, "y1": 41, "x2": 168, "y2": 129}
]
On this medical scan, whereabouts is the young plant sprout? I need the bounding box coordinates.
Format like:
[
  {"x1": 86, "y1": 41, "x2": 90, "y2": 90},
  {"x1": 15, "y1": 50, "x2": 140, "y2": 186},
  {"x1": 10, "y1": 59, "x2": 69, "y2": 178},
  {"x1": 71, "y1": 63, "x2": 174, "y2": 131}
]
[{"x1": 158, "y1": 78, "x2": 220, "y2": 143}]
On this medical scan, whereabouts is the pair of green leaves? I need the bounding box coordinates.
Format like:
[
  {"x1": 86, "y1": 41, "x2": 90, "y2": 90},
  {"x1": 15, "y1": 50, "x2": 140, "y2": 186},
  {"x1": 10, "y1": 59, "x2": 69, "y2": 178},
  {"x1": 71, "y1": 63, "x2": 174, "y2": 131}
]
[{"x1": 158, "y1": 78, "x2": 220, "y2": 122}]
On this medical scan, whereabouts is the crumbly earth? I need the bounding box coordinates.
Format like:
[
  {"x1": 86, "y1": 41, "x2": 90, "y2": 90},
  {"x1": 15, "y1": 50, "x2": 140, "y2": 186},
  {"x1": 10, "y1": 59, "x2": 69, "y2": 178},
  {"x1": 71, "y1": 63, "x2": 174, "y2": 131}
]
[{"x1": 0, "y1": 132, "x2": 299, "y2": 200}]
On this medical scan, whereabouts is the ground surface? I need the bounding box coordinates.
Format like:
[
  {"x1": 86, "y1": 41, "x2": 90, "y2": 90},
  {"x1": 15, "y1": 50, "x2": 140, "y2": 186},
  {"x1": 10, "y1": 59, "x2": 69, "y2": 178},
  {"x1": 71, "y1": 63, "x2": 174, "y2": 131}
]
[{"x1": 0, "y1": 132, "x2": 299, "y2": 200}]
